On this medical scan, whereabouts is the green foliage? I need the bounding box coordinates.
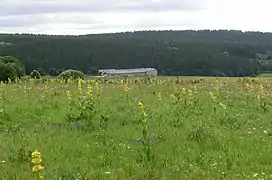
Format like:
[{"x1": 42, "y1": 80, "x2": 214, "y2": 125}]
[
  {"x1": 0, "y1": 56, "x2": 25, "y2": 82},
  {"x1": 0, "y1": 30, "x2": 271, "y2": 76},
  {"x1": 37, "y1": 68, "x2": 46, "y2": 76},
  {"x1": 48, "y1": 68, "x2": 61, "y2": 76},
  {"x1": 1, "y1": 77, "x2": 272, "y2": 179},
  {"x1": 0, "y1": 63, "x2": 17, "y2": 82},
  {"x1": 66, "y1": 98, "x2": 95, "y2": 128},
  {"x1": 58, "y1": 69, "x2": 84, "y2": 81},
  {"x1": 30, "y1": 70, "x2": 41, "y2": 79},
  {"x1": 20, "y1": 76, "x2": 30, "y2": 83},
  {"x1": 0, "y1": 56, "x2": 25, "y2": 77}
]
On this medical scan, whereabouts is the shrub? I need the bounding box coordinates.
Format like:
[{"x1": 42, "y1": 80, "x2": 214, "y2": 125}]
[
  {"x1": 58, "y1": 69, "x2": 84, "y2": 81},
  {"x1": 37, "y1": 68, "x2": 46, "y2": 76},
  {"x1": 0, "y1": 63, "x2": 18, "y2": 82},
  {"x1": 0, "y1": 56, "x2": 25, "y2": 82},
  {"x1": 30, "y1": 70, "x2": 41, "y2": 79},
  {"x1": 49, "y1": 68, "x2": 60, "y2": 76}
]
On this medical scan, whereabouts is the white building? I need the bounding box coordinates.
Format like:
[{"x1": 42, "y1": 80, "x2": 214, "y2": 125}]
[{"x1": 98, "y1": 68, "x2": 158, "y2": 77}]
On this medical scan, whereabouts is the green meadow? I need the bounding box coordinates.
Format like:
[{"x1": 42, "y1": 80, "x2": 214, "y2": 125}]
[{"x1": 1, "y1": 77, "x2": 272, "y2": 179}]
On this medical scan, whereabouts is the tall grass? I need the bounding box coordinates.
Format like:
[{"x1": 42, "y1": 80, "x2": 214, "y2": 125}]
[{"x1": 1, "y1": 77, "x2": 272, "y2": 179}]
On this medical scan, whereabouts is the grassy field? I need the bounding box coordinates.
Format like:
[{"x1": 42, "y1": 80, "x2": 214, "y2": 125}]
[
  {"x1": 258, "y1": 73, "x2": 272, "y2": 77},
  {"x1": 1, "y1": 76, "x2": 272, "y2": 179}
]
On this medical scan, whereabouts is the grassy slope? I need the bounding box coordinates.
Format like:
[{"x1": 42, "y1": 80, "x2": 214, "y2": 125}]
[{"x1": 0, "y1": 77, "x2": 272, "y2": 179}]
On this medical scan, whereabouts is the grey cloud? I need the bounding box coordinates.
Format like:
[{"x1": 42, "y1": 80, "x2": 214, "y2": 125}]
[
  {"x1": 0, "y1": 0, "x2": 203, "y2": 16},
  {"x1": 0, "y1": 14, "x2": 99, "y2": 28},
  {"x1": 0, "y1": 16, "x2": 47, "y2": 27},
  {"x1": 0, "y1": 0, "x2": 206, "y2": 34}
]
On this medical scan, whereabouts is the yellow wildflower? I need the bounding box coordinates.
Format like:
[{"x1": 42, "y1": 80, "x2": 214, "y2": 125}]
[
  {"x1": 95, "y1": 82, "x2": 99, "y2": 92},
  {"x1": 138, "y1": 101, "x2": 144, "y2": 109},
  {"x1": 67, "y1": 91, "x2": 72, "y2": 101},
  {"x1": 260, "y1": 84, "x2": 264, "y2": 91},
  {"x1": 188, "y1": 89, "x2": 193, "y2": 96},
  {"x1": 32, "y1": 164, "x2": 44, "y2": 173},
  {"x1": 23, "y1": 85, "x2": 27, "y2": 98},
  {"x1": 31, "y1": 150, "x2": 41, "y2": 158},
  {"x1": 31, "y1": 157, "x2": 42, "y2": 164},
  {"x1": 182, "y1": 87, "x2": 186, "y2": 95},
  {"x1": 78, "y1": 79, "x2": 83, "y2": 96},
  {"x1": 87, "y1": 84, "x2": 92, "y2": 99},
  {"x1": 124, "y1": 84, "x2": 129, "y2": 92}
]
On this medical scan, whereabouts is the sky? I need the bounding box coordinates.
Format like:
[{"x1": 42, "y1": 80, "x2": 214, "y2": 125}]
[{"x1": 0, "y1": 0, "x2": 270, "y2": 35}]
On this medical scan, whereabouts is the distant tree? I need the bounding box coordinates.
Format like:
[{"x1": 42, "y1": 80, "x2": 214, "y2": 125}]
[
  {"x1": 0, "y1": 56, "x2": 25, "y2": 78},
  {"x1": 37, "y1": 68, "x2": 46, "y2": 76},
  {"x1": 0, "y1": 63, "x2": 17, "y2": 82},
  {"x1": 58, "y1": 69, "x2": 84, "y2": 81},
  {"x1": 30, "y1": 70, "x2": 41, "y2": 79},
  {"x1": 0, "y1": 31, "x2": 267, "y2": 77},
  {"x1": 57, "y1": 69, "x2": 65, "y2": 74},
  {"x1": 48, "y1": 68, "x2": 59, "y2": 76},
  {"x1": 0, "y1": 56, "x2": 25, "y2": 82},
  {"x1": 87, "y1": 67, "x2": 98, "y2": 75}
]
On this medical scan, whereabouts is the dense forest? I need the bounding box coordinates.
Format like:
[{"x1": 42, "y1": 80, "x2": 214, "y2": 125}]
[{"x1": 1, "y1": 30, "x2": 272, "y2": 76}]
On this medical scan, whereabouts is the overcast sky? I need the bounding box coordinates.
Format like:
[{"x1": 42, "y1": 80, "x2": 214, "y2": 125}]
[{"x1": 0, "y1": 0, "x2": 270, "y2": 35}]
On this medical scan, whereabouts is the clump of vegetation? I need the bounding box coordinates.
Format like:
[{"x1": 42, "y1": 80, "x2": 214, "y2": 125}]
[
  {"x1": 30, "y1": 70, "x2": 41, "y2": 79},
  {"x1": 58, "y1": 69, "x2": 84, "y2": 81},
  {"x1": 37, "y1": 68, "x2": 46, "y2": 76},
  {"x1": 2, "y1": 76, "x2": 272, "y2": 179},
  {"x1": 0, "y1": 56, "x2": 25, "y2": 82},
  {"x1": 48, "y1": 68, "x2": 63, "y2": 76}
]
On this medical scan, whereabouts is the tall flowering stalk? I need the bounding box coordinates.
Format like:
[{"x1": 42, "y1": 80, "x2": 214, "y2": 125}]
[
  {"x1": 257, "y1": 84, "x2": 268, "y2": 112},
  {"x1": 138, "y1": 101, "x2": 147, "y2": 123},
  {"x1": 181, "y1": 87, "x2": 186, "y2": 95},
  {"x1": 124, "y1": 83, "x2": 130, "y2": 103},
  {"x1": 138, "y1": 101, "x2": 153, "y2": 166},
  {"x1": 95, "y1": 81, "x2": 99, "y2": 92},
  {"x1": 23, "y1": 85, "x2": 27, "y2": 99},
  {"x1": 67, "y1": 90, "x2": 72, "y2": 104},
  {"x1": 31, "y1": 150, "x2": 44, "y2": 179},
  {"x1": 180, "y1": 87, "x2": 188, "y2": 107},
  {"x1": 44, "y1": 85, "x2": 49, "y2": 94},
  {"x1": 95, "y1": 81, "x2": 101, "y2": 101},
  {"x1": 77, "y1": 79, "x2": 83, "y2": 98},
  {"x1": 87, "y1": 84, "x2": 92, "y2": 100},
  {"x1": 187, "y1": 89, "x2": 194, "y2": 105},
  {"x1": 209, "y1": 91, "x2": 227, "y2": 112},
  {"x1": 257, "y1": 84, "x2": 265, "y2": 101},
  {"x1": 66, "y1": 82, "x2": 95, "y2": 126}
]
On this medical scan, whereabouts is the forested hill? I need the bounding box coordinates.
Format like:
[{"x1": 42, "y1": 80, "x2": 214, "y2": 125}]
[
  {"x1": 0, "y1": 30, "x2": 272, "y2": 76},
  {"x1": 87, "y1": 30, "x2": 272, "y2": 44}
]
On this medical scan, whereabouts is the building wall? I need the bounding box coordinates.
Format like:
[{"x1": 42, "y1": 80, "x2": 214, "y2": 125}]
[
  {"x1": 107, "y1": 72, "x2": 146, "y2": 76},
  {"x1": 100, "y1": 68, "x2": 158, "y2": 77},
  {"x1": 146, "y1": 69, "x2": 158, "y2": 76}
]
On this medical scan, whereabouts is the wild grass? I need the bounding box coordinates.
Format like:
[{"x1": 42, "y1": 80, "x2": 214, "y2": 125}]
[{"x1": 1, "y1": 76, "x2": 272, "y2": 179}]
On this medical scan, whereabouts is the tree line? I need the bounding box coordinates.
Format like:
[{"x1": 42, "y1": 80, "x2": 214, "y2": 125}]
[{"x1": 0, "y1": 30, "x2": 272, "y2": 77}]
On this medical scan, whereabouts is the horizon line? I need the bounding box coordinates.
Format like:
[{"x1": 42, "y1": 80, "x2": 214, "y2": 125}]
[{"x1": 1, "y1": 28, "x2": 272, "y2": 36}]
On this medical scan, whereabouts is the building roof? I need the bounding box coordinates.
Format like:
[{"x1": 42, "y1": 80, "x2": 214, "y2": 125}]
[{"x1": 99, "y1": 68, "x2": 156, "y2": 74}]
